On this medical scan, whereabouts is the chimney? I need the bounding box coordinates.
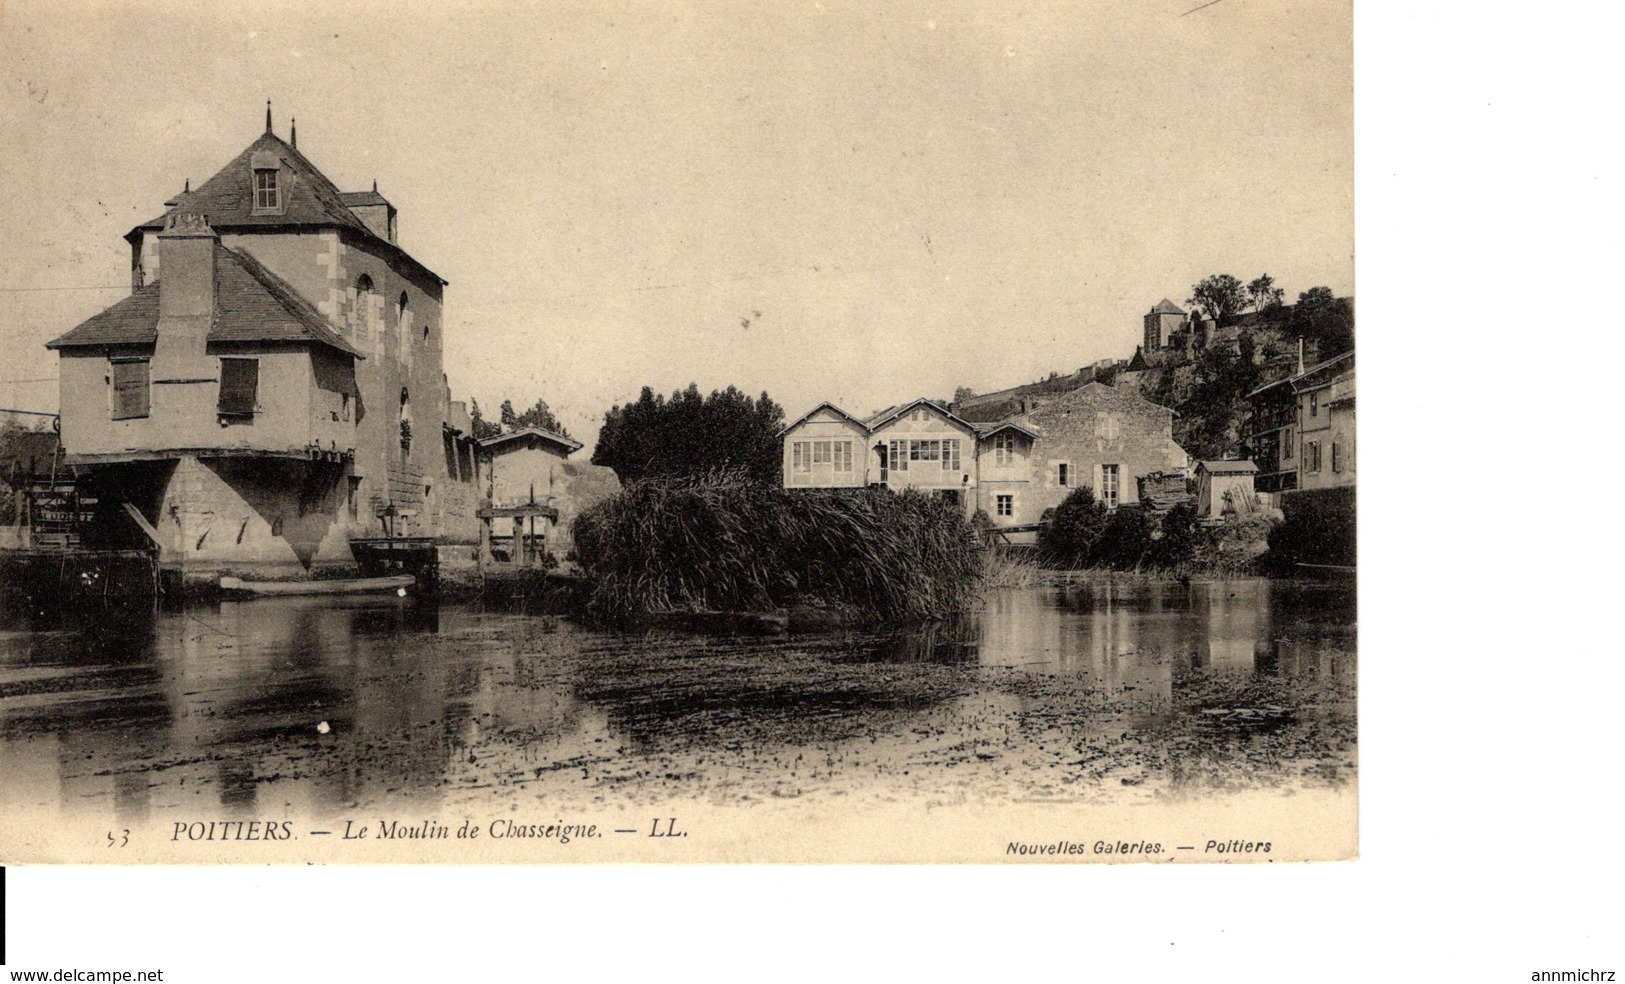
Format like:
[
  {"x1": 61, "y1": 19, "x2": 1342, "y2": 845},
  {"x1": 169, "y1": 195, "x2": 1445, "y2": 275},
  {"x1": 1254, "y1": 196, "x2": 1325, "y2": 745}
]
[{"x1": 153, "y1": 212, "x2": 219, "y2": 379}]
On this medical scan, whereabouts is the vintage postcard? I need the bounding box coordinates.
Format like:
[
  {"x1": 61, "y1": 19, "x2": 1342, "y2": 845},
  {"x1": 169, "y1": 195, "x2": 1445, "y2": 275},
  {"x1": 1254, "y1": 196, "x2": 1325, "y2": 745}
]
[{"x1": 0, "y1": 0, "x2": 1353, "y2": 864}]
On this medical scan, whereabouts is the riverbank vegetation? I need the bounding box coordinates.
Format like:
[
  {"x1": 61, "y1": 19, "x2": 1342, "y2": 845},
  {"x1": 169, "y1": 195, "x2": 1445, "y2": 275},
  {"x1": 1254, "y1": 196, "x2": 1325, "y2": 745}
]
[
  {"x1": 1035, "y1": 487, "x2": 1269, "y2": 577},
  {"x1": 571, "y1": 472, "x2": 981, "y2": 620},
  {"x1": 591, "y1": 385, "x2": 786, "y2": 484}
]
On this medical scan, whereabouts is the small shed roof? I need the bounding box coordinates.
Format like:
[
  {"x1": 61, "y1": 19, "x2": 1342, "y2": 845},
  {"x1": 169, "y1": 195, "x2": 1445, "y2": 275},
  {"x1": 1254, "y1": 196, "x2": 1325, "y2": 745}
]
[
  {"x1": 975, "y1": 419, "x2": 1041, "y2": 440},
  {"x1": 477, "y1": 427, "x2": 583, "y2": 456},
  {"x1": 1196, "y1": 459, "x2": 1259, "y2": 475}
]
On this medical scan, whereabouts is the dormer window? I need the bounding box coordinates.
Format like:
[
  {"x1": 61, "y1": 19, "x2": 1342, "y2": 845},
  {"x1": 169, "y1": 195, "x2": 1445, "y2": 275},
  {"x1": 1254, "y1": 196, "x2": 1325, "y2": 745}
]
[{"x1": 254, "y1": 168, "x2": 281, "y2": 211}]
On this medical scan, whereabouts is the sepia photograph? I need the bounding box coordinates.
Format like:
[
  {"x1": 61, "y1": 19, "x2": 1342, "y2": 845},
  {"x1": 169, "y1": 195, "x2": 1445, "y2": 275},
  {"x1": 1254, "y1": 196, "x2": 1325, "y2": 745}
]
[{"x1": 0, "y1": 1, "x2": 1356, "y2": 868}]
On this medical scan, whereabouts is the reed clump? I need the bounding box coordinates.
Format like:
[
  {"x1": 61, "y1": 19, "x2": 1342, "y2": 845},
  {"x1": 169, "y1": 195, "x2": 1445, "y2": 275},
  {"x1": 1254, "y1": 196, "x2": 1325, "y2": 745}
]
[{"x1": 572, "y1": 471, "x2": 981, "y2": 620}]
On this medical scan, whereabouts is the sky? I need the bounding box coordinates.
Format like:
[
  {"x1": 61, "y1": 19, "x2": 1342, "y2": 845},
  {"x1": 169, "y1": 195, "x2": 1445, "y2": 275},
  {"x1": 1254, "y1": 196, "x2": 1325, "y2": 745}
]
[{"x1": 0, "y1": 0, "x2": 1351, "y2": 452}]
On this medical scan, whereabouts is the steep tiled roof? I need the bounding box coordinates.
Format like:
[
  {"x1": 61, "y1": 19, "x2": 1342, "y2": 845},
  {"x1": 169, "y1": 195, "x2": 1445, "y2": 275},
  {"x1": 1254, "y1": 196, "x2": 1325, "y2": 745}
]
[
  {"x1": 216, "y1": 246, "x2": 362, "y2": 356},
  {"x1": 131, "y1": 133, "x2": 369, "y2": 237},
  {"x1": 339, "y1": 190, "x2": 390, "y2": 208},
  {"x1": 46, "y1": 243, "x2": 362, "y2": 359},
  {"x1": 1151, "y1": 298, "x2": 1185, "y2": 315},
  {"x1": 127, "y1": 131, "x2": 445, "y2": 286},
  {"x1": 1026, "y1": 381, "x2": 1178, "y2": 418},
  {"x1": 42, "y1": 284, "x2": 161, "y2": 349}
]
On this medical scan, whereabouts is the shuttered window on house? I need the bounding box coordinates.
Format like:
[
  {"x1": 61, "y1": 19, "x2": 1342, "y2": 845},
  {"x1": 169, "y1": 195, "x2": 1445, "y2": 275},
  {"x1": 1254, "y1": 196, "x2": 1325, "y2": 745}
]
[
  {"x1": 111, "y1": 359, "x2": 150, "y2": 420},
  {"x1": 218, "y1": 358, "x2": 259, "y2": 416}
]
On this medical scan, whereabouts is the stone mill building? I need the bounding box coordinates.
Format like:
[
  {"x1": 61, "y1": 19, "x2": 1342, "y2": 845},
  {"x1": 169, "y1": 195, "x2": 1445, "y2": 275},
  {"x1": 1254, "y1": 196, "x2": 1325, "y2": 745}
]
[{"x1": 43, "y1": 109, "x2": 482, "y2": 581}]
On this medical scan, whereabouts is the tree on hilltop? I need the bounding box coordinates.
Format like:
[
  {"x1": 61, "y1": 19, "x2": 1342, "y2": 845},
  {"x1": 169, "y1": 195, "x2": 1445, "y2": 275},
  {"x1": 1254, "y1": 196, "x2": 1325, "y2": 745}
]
[
  {"x1": 1188, "y1": 274, "x2": 1248, "y2": 330},
  {"x1": 1247, "y1": 274, "x2": 1286, "y2": 313},
  {"x1": 1292, "y1": 286, "x2": 1355, "y2": 358}
]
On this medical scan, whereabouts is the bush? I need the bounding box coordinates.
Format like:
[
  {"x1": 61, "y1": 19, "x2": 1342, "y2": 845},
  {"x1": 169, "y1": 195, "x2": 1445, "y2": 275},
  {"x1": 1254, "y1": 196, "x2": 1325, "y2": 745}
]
[
  {"x1": 1151, "y1": 502, "x2": 1199, "y2": 568},
  {"x1": 1037, "y1": 486, "x2": 1107, "y2": 567},
  {"x1": 571, "y1": 470, "x2": 981, "y2": 620},
  {"x1": 1093, "y1": 505, "x2": 1154, "y2": 570},
  {"x1": 1263, "y1": 486, "x2": 1355, "y2": 571}
]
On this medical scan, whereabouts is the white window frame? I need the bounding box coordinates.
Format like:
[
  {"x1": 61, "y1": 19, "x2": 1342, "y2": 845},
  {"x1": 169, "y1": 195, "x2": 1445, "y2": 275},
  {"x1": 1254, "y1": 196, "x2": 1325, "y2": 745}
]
[
  {"x1": 1101, "y1": 463, "x2": 1120, "y2": 508},
  {"x1": 995, "y1": 494, "x2": 1014, "y2": 517},
  {"x1": 994, "y1": 433, "x2": 1015, "y2": 466},
  {"x1": 253, "y1": 169, "x2": 280, "y2": 211}
]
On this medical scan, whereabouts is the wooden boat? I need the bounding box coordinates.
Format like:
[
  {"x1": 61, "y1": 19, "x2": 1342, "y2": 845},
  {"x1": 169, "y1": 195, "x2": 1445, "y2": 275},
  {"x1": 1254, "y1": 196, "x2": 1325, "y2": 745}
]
[{"x1": 218, "y1": 574, "x2": 416, "y2": 597}]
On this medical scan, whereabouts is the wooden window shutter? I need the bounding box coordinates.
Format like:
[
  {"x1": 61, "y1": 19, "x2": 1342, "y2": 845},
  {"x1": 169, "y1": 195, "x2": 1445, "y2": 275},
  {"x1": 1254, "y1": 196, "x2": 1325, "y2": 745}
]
[
  {"x1": 218, "y1": 358, "x2": 259, "y2": 416},
  {"x1": 111, "y1": 360, "x2": 149, "y2": 420}
]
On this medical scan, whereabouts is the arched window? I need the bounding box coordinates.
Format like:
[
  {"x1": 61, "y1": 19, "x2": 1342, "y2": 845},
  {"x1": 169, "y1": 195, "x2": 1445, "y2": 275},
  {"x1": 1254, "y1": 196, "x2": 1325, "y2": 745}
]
[
  {"x1": 396, "y1": 292, "x2": 413, "y2": 353},
  {"x1": 349, "y1": 275, "x2": 377, "y2": 341},
  {"x1": 400, "y1": 386, "x2": 410, "y2": 408}
]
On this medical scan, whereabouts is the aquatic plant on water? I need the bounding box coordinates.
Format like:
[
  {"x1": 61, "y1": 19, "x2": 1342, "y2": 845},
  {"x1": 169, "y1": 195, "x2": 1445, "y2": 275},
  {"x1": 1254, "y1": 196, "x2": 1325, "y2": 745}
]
[{"x1": 571, "y1": 470, "x2": 982, "y2": 620}]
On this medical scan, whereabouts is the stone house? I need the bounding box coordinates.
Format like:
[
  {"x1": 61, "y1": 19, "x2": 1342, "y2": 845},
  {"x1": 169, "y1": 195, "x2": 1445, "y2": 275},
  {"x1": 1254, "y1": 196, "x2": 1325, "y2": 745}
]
[
  {"x1": 1018, "y1": 383, "x2": 1191, "y2": 522},
  {"x1": 42, "y1": 111, "x2": 481, "y2": 579}
]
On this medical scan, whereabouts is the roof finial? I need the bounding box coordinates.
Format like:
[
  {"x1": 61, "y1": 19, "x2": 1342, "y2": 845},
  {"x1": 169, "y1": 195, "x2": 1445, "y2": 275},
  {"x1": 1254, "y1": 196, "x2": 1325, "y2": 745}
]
[
  {"x1": 184, "y1": 178, "x2": 190, "y2": 193},
  {"x1": 291, "y1": 117, "x2": 297, "y2": 148},
  {"x1": 265, "y1": 99, "x2": 273, "y2": 133},
  {"x1": 372, "y1": 179, "x2": 378, "y2": 193}
]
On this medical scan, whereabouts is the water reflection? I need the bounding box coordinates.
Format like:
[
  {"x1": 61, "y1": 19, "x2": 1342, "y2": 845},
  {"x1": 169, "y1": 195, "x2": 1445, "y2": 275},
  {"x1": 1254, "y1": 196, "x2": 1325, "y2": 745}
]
[{"x1": 0, "y1": 579, "x2": 1355, "y2": 818}]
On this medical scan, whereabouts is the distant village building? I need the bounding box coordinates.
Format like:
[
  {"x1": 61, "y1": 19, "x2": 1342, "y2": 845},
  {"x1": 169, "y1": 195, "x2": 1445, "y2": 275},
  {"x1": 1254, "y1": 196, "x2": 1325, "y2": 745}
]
[
  {"x1": 781, "y1": 384, "x2": 1189, "y2": 542},
  {"x1": 1244, "y1": 350, "x2": 1354, "y2": 496},
  {"x1": 1144, "y1": 298, "x2": 1186, "y2": 352},
  {"x1": 1292, "y1": 352, "x2": 1355, "y2": 492},
  {"x1": 1244, "y1": 374, "x2": 1300, "y2": 493},
  {"x1": 42, "y1": 110, "x2": 481, "y2": 578}
]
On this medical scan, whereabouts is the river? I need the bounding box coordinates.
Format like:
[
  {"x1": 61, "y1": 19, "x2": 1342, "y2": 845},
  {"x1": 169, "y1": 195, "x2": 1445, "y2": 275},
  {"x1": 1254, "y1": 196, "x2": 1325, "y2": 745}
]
[{"x1": 0, "y1": 579, "x2": 1354, "y2": 823}]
